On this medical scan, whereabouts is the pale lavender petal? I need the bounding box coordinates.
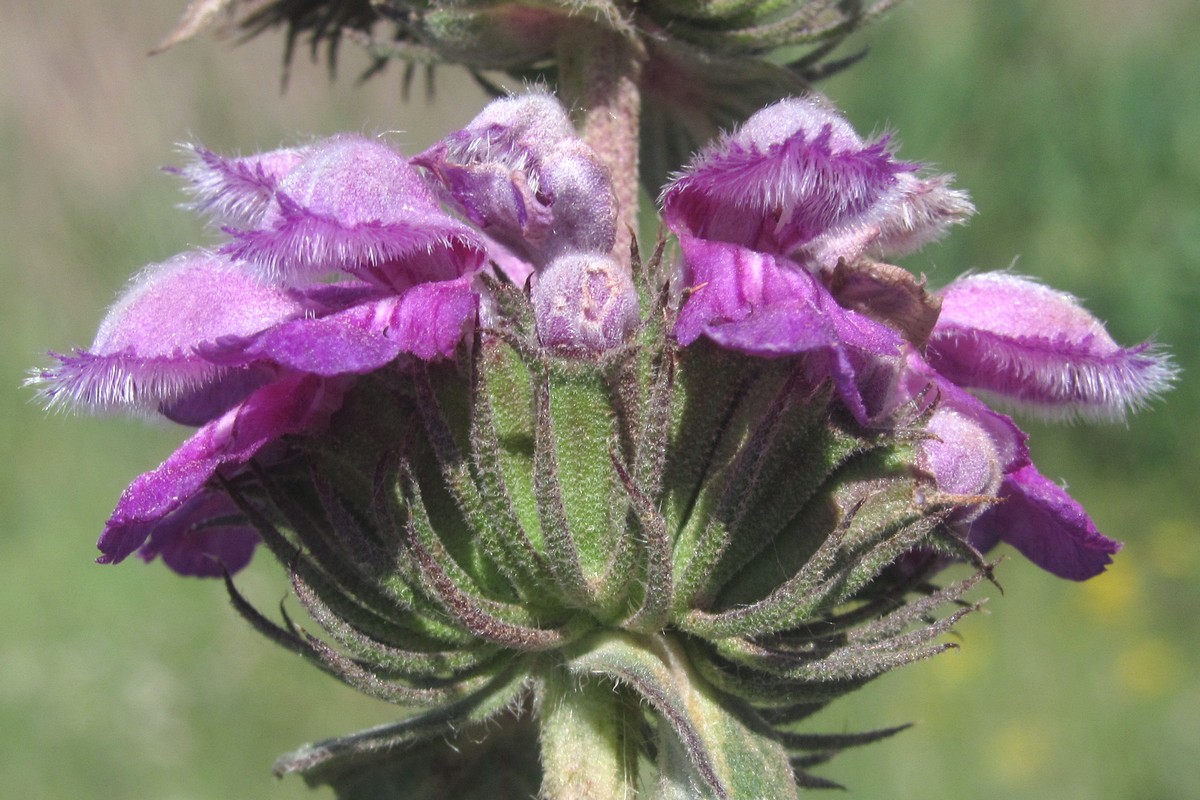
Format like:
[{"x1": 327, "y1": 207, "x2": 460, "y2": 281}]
[
  {"x1": 32, "y1": 252, "x2": 306, "y2": 414},
  {"x1": 867, "y1": 173, "x2": 975, "y2": 259},
  {"x1": 662, "y1": 97, "x2": 912, "y2": 258},
  {"x1": 416, "y1": 94, "x2": 617, "y2": 265},
  {"x1": 446, "y1": 92, "x2": 578, "y2": 153},
  {"x1": 534, "y1": 141, "x2": 619, "y2": 259},
  {"x1": 222, "y1": 135, "x2": 485, "y2": 288},
  {"x1": 134, "y1": 490, "x2": 259, "y2": 577},
  {"x1": 674, "y1": 235, "x2": 901, "y2": 420},
  {"x1": 968, "y1": 464, "x2": 1121, "y2": 580},
  {"x1": 928, "y1": 273, "x2": 1176, "y2": 421},
  {"x1": 532, "y1": 254, "x2": 640, "y2": 353},
  {"x1": 173, "y1": 143, "x2": 309, "y2": 226},
  {"x1": 97, "y1": 373, "x2": 345, "y2": 565},
  {"x1": 274, "y1": 135, "x2": 439, "y2": 226}
]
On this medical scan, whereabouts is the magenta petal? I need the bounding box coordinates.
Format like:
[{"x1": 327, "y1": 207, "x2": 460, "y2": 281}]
[
  {"x1": 386, "y1": 276, "x2": 480, "y2": 360},
  {"x1": 675, "y1": 236, "x2": 900, "y2": 353},
  {"x1": 674, "y1": 235, "x2": 900, "y2": 419},
  {"x1": 203, "y1": 276, "x2": 477, "y2": 370},
  {"x1": 157, "y1": 524, "x2": 258, "y2": 577},
  {"x1": 33, "y1": 252, "x2": 306, "y2": 413},
  {"x1": 206, "y1": 301, "x2": 407, "y2": 375},
  {"x1": 968, "y1": 464, "x2": 1121, "y2": 580},
  {"x1": 929, "y1": 273, "x2": 1176, "y2": 421},
  {"x1": 174, "y1": 143, "x2": 309, "y2": 226},
  {"x1": 416, "y1": 126, "x2": 557, "y2": 258},
  {"x1": 134, "y1": 490, "x2": 259, "y2": 577},
  {"x1": 97, "y1": 373, "x2": 345, "y2": 565},
  {"x1": 223, "y1": 194, "x2": 484, "y2": 289}
]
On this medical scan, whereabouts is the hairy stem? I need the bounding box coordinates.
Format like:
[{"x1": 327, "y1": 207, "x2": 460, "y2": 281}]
[{"x1": 539, "y1": 669, "x2": 641, "y2": 799}]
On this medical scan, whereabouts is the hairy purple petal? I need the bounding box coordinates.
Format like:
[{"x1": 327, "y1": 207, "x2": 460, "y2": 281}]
[
  {"x1": 97, "y1": 373, "x2": 345, "y2": 566},
  {"x1": 532, "y1": 254, "x2": 640, "y2": 353},
  {"x1": 174, "y1": 143, "x2": 309, "y2": 226},
  {"x1": 928, "y1": 273, "x2": 1176, "y2": 421},
  {"x1": 663, "y1": 97, "x2": 912, "y2": 260},
  {"x1": 968, "y1": 464, "x2": 1121, "y2": 580},
  {"x1": 674, "y1": 235, "x2": 901, "y2": 420},
  {"x1": 415, "y1": 93, "x2": 617, "y2": 265},
  {"x1": 32, "y1": 252, "x2": 306, "y2": 414},
  {"x1": 133, "y1": 490, "x2": 259, "y2": 577},
  {"x1": 222, "y1": 135, "x2": 485, "y2": 288}
]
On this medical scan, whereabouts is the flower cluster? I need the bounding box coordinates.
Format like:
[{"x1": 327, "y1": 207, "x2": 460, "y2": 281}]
[
  {"x1": 35, "y1": 92, "x2": 1173, "y2": 796},
  {"x1": 663, "y1": 96, "x2": 1172, "y2": 579},
  {"x1": 35, "y1": 90, "x2": 1173, "y2": 590},
  {"x1": 35, "y1": 93, "x2": 634, "y2": 576}
]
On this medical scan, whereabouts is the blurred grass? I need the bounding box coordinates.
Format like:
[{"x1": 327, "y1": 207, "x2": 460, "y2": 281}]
[{"x1": 2, "y1": 1, "x2": 1197, "y2": 798}]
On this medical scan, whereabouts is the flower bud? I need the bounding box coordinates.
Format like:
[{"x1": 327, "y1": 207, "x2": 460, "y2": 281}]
[{"x1": 531, "y1": 254, "x2": 639, "y2": 353}]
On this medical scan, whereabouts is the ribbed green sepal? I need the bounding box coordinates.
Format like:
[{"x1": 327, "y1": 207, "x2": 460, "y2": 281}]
[{"x1": 222, "y1": 243, "x2": 986, "y2": 797}]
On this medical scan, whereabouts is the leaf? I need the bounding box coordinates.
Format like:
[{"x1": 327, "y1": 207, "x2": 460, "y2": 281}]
[
  {"x1": 316, "y1": 721, "x2": 541, "y2": 800},
  {"x1": 275, "y1": 668, "x2": 532, "y2": 792}
]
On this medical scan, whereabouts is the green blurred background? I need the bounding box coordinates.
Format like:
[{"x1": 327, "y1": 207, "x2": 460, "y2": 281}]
[{"x1": 3, "y1": 1, "x2": 1197, "y2": 797}]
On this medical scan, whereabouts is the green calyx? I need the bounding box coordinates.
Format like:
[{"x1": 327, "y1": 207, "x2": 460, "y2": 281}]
[{"x1": 226, "y1": 245, "x2": 987, "y2": 798}]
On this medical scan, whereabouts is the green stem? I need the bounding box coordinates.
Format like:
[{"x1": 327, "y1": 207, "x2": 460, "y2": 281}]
[
  {"x1": 556, "y1": 20, "x2": 645, "y2": 257},
  {"x1": 539, "y1": 668, "x2": 642, "y2": 799}
]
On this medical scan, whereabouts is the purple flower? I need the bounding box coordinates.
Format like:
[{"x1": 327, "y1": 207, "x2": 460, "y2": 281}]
[
  {"x1": 671, "y1": 233, "x2": 903, "y2": 421},
  {"x1": 660, "y1": 96, "x2": 1171, "y2": 581},
  {"x1": 885, "y1": 273, "x2": 1175, "y2": 579},
  {"x1": 414, "y1": 93, "x2": 639, "y2": 352},
  {"x1": 96, "y1": 374, "x2": 347, "y2": 576},
  {"x1": 882, "y1": 350, "x2": 1123, "y2": 581},
  {"x1": 661, "y1": 97, "x2": 972, "y2": 420},
  {"x1": 662, "y1": 97, "x2": 973, "y2": 267},
  {"x1": 414, "y1": 94, "x2": 619, "y2": 269},
  {"x1": 34, "y1": 95, "x2": 635, "y2": 576}
]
